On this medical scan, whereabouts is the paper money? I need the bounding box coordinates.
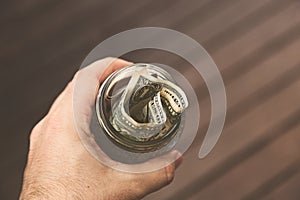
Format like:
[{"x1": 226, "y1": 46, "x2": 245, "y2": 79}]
[{"x1": 110, "y1": 67, "x2": 188, "y2": 143}]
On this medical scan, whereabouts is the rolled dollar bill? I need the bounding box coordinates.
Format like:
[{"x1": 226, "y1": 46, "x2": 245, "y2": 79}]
[{"x1": 96, "y1": 63, "x2": 188, "y2": 152}]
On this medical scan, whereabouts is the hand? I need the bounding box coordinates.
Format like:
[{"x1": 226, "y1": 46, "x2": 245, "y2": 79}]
[{"x1": 20, "y1": 58, "x2": 183, "y2": 200}]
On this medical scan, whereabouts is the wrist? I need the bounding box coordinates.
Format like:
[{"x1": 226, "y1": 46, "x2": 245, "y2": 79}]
[{"x1": 20, "y1": 181, "x2": 67, "y2": 200}]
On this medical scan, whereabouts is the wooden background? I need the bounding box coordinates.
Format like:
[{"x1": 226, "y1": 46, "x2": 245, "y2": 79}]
[{"x1": 1, "y1": 0, "x2": 300, "y2": 199}]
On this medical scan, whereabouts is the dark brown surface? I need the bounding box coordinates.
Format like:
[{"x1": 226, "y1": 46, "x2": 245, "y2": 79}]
[{"x1": 1, "y1": 0, "x2": 300, "y2": 199}]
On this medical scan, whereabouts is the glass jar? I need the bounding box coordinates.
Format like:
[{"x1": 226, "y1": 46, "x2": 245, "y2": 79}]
[{"x1": 96, "y1": 63, "x2": 188, "y2": 153}]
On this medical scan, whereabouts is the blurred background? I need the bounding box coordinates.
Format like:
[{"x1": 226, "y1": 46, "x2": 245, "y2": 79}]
[{"x1": 1, "y1": 0, "x2": 300, "y2": 199}]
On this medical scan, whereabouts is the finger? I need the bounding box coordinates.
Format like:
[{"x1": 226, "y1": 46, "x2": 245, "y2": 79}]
[
  {"x1": 98, "y1": 57, "x2": 133, "y2": 82},
  {"x1": 72, "y1": 57, "x2": 132, "y2": 131},
  {"x1": 80, "y1": 57, "x2": 132, "y2": 83},
  {"x1": 74, "y1": 57, "x2": 132, "y2": 107},
  {"x1": 129, "y1": 151, "x2": 183, "y2": 196}
]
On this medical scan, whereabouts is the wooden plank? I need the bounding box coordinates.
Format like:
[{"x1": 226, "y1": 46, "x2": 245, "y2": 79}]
[
  {"x1": 242, "y1": 159, "x2": 300, "y2": 200},
  {"x1": 141, "y1": 0, "x2": 213, "y2": 27},
  {"x1": 263, "y1": 170, "x2": 300, "y2": 200},
  {"x1": 169, "y1": 0, "x2": 242, "y2": 32},
  {"x1": 212, "y1": 2, "x2": 300, "y2": 71},
  {"x1": 189, "y1": 116, "x2": 300, "y2": 199},
  {"x1": 227, "y1": 38, "x2": 300, "y2": 107},
  {"x1": 203, "y1": 0, "x2": 297, "y2": 53},
  {"x1": 185, "y1": 0, "x2": 274, "y2": 42}
]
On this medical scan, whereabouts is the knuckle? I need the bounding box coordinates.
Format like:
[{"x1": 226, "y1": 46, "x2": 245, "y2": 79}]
[
  {"x1": 164, "y1": 164, "x2": 175, "y2": 184},
  {"x1": 71, "y1": 71, "x2": 80, "y2": 84},
  {"x1": 123, "y1": 181, "x2": 145, "y2": 200},
  {"x1": 29, "y1": 120, "x2": 44, "y2": 144}
]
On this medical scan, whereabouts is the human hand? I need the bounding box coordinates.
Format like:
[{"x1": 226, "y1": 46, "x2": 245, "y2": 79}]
[{"x1": 20, "y1": 58, "x2": 183, "y2": 200}]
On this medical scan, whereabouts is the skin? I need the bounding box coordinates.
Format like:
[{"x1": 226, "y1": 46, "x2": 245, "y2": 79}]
[{"x1": 19, "y1": 58, "x2": 183, "y2": 200}]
